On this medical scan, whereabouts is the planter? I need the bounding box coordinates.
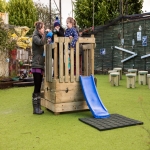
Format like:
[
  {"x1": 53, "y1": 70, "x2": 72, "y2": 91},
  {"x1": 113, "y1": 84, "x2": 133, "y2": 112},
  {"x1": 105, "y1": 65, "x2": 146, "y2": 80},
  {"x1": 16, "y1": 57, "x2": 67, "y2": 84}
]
[
  {"x1": 10, "y1": 49, "x2": 17, "y2": 60},
  {"x1": 9, "y1": 49, "x2": 18, "y2": 77},
  {"x1": 0, "y1": 81, "x2": 17, "y2": 89}
]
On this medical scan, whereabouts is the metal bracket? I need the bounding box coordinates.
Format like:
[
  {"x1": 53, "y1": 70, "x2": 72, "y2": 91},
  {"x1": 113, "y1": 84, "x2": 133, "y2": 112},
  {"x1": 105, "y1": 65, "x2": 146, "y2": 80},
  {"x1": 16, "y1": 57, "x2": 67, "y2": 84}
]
[
  {"x1": 47, "y1": 87, "x2": 69, "y2": 93},
  {"x1": 114, "y1": 46, "x2": 137, "y2": 63},
  {"x1": 141, "y1": 54, "x2": 150, "y2": 59}
]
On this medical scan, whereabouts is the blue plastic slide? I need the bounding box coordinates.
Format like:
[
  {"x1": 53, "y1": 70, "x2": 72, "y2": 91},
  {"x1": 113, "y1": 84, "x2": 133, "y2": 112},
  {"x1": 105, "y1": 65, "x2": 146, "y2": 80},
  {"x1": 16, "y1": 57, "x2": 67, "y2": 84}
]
[{"x1": 80, "y1": 75, "x2": 110, "y2": 118}]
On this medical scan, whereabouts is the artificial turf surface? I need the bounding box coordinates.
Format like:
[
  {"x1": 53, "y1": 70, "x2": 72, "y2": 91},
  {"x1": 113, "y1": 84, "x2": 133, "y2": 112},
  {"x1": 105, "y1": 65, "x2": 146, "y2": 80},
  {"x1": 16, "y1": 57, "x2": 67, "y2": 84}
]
[{"x1": 0, "y1": 74, "x2": 150, "y2": 150}]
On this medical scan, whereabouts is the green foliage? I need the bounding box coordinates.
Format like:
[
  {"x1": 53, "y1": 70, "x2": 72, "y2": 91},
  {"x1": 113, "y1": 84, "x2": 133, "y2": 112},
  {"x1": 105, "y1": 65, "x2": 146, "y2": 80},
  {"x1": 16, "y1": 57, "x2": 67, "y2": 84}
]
[
  {"x1": 7, "y1": 0, "x2": 37, "y2": 35},
  {"x1": 74, "y1": 0, "x2": 143, "y2": 28},
  {"x1": 0, "y1": 0, "x2": 7, "y2": 12},
  {"x1": 126, "y1": 0, "x2": 143, "y2": 14},
  {"x1": 0, "y1": 18, "x2": 17, "y2": 54}
]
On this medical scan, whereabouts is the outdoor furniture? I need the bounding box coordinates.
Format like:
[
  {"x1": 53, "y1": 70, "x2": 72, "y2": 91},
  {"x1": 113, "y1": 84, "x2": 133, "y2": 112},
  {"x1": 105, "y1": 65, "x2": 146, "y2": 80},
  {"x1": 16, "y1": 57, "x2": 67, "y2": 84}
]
[
  {"x1": 108, "y1": 70, "x2": 117, "y2": 82},
  {"x1": 147, "y1": 74, "x2": 150, "y2": 89},
  {"x1": 110, "y1": 72, "x2": 119, "y2": 86},
  {"x1": 138, "y1": 71, "x2": 148, "y2": 85},
  {"x1": 128, "y1": 69, "x2": 137, "y2": 81},
  {"x1": 126, "y1": 73, "x2": 136, "y2": 88},
  {"x1": 113, "y1": 68, "x2": 122, "y2": 80}
]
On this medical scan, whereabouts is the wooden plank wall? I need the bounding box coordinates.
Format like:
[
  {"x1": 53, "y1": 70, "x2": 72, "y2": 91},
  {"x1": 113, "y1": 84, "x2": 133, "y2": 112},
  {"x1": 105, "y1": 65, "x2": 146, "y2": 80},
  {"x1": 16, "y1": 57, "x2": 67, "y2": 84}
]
[{"x1": 45, "y1": 35, "x2": 95, "y2": 82}]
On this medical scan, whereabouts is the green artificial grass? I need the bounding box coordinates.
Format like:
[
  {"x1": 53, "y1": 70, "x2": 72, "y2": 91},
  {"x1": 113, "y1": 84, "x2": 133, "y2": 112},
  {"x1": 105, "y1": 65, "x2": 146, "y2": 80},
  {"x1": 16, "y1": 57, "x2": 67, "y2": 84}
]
[{"x1": 0, "y1": 75, "x2": 150, "y2": 150}]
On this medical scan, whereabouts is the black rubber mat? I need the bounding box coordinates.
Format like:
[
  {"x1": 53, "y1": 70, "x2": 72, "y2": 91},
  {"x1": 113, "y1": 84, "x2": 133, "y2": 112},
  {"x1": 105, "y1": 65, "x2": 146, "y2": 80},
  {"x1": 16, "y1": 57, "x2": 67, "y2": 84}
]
[{"x1": 79, "y1": 114, "x2": 143, "y2": 131}]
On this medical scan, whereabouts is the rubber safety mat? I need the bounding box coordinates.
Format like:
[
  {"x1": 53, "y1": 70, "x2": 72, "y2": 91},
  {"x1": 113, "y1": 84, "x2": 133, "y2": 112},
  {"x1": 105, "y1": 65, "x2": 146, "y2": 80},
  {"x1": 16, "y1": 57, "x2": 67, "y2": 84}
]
[{"x1": 79, "y1": 114, "x2": 143, "y2": 131}]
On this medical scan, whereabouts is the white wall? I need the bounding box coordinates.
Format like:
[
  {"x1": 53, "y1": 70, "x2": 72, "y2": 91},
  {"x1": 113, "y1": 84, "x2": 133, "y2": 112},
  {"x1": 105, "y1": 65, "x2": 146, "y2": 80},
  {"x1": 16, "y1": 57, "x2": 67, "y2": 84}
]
[
  {"x1": 0, "y1": 52, "x2": 9, "y2": 77},
  {"x1": 0, "y1": 12, "x2": 9, "y2": 24}
]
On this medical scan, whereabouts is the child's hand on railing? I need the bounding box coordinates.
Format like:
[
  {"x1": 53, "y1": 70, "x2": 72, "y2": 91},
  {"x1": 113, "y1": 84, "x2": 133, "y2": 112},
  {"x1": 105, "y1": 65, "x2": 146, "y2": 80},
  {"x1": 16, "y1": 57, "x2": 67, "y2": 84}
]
[{"x1": 69, "y1": 36, "x2": 73, "y2": 39}]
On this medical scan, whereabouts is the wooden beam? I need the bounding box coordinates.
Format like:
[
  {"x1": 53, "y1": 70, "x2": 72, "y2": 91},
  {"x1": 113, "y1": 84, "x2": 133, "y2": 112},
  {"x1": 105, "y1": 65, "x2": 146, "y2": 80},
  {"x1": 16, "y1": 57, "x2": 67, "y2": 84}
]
[
  {"x1": 70, "y1": 47, "x2": 74, "y2": 82},
  {"x1": 78, "y1": 37, "x2": 95, "y2": 43},
  {"x1": 59, "y1": 37, "x2": 64, "y2": 82},
  {"x1": 54, "y1": 42, "x2": 58, "y2": 79},
  {"x1": 64, "y1": 37, "x2": 69, "y2": 82},
  {"x1": 82, "y1": 44, "x2": 91, "y2": 50},
  {"x1": 91, "y1": 35, "x2": 94, "y2": 75},
  {"x1": 54, "y1": 36, "x2": 64, "y2": 43},
  {"x1": 88, "y1": 48, "x2": 91, "y2": 76},
  {"x1": 76, "y1": 41, "x2": 79, "y2": 81},
  {"x1": 84, "y1": 50, "x2": 89, "y2": 76},
  {"x1": 45, "y1": 44, "x2": 52, "y2": 82}
]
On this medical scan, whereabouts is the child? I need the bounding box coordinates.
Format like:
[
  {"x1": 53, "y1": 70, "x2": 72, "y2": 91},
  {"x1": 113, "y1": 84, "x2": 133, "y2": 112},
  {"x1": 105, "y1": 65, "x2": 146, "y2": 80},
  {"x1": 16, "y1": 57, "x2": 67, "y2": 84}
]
[
  {"x1": 42, "y1": 30, "x2": 53, "y2": 57},
  {"x1": 46, "y1": 31, "x2": 53, "y2": 44},
  {"x1": 65, "y1": 17, "x2": 79, "y2": 74},
  {"x1": 65, "y1": 17, "x2": 78, "y2": 50},
  {"x1": 53, "y1": 17, "x2": 64, "y2": 37},
  {"x1": 46, "y1": 31, "x2": 54, "y2": 76},
  {"x1": 52, "y1": 17, "x2": 65, "y2": 77},
  {"x1": 54, "y1": 16, "x2": 60, "y2": 24}
]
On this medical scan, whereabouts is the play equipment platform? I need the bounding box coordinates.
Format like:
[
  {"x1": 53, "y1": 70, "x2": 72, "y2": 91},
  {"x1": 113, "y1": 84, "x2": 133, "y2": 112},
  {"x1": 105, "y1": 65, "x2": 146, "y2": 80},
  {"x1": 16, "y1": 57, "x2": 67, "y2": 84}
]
[{"x1": 41, "y1": 35, "x2": 95, "y2": 114}]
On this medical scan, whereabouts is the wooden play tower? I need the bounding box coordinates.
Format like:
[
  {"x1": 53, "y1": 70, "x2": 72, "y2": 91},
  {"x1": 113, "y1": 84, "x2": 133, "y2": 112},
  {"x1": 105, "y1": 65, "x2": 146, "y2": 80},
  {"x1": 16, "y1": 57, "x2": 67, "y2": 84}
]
[{"x1": 41, "y1": 35, "x2": 95, "y2": 114}]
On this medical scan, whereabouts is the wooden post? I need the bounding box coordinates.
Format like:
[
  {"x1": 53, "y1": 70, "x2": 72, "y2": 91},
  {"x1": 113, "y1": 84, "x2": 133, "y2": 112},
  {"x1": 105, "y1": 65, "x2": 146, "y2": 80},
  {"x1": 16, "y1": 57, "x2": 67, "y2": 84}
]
[
  {"x1": 85, "y1": 50, "x2": 89, "y2": 76},
  {"x1": 45, "y1": 44, "x2": 52, "y2": 82},
  {"x1": 70, "y1": 47, "x2": 74, "y2": 82},
  {"x1": 54, "y1": 35, "x2": 58, "y2": 79},
  {"x1": 45, "y1": 44, "x2": 48, "y2": 81},
  {"x1": 84, "y1": 50, "x2": 88, "y2": 76},
  {"x1": 147, "y1": 74, "x2": 150, "y2": 89},
  {"x1": 110, "y1": 72, "x2": 119, "y2": 86},
  {"x1": 88, "y1": 48, "x2": 91, "y2": 76},
  {"x1": 91, "y1": 35, "x2": 94, "y2": 75},
  {"x1": 126, "y1": 74, "x2": 136, "y2": 88},
  {"x1": 76, "y1": 40, "x2": 79, "y2": 81},
  {"x1": 64, "y1": 37, "x2": 69, "y2": 82},
  {"x1": 59, "y1": 37, "x2": 64, "y2": 82},
  {"x1": 83, "y1": 50, "x2": 86, "y2": 76}
]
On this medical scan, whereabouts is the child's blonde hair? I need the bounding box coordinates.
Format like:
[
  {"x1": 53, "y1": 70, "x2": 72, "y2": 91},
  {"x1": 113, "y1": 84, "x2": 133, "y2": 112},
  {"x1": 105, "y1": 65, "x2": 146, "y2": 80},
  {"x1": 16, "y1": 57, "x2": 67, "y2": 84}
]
[
  {"x1": 74, "y1": 19, "x2": 77, "y2": 28},
  {"x1": 66, "y1": 17, "x2": 74, "y2": 25}
]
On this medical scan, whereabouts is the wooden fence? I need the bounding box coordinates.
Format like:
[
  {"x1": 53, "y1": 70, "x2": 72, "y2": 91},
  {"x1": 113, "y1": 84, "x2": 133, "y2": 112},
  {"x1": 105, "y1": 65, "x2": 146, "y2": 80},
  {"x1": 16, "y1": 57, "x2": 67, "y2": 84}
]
[{"x1": 45, "y1": 35, "x2": 95, "y2": 83}]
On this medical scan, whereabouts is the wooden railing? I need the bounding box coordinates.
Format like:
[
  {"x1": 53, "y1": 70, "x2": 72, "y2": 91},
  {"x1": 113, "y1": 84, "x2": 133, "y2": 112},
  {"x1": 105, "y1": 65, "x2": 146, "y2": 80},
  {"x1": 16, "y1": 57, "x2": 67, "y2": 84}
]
[{"x1": 45, "y1": 35, "x2": 95, "y2": 83}]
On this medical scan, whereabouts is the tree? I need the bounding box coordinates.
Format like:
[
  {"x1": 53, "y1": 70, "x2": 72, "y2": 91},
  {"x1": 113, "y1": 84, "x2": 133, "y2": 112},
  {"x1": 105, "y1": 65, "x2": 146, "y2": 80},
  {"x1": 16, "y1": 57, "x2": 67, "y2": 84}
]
[
  {"x1": 74, "y1": 0, "x2": 143, "y2": 28},
  {"x1": 34, "y1": 1, "x2": 57, "y2": 29},
  {"x1": 0, "y1": 18, "x2": 17, "y2": 54},
  {"x1": 0, "y1": 0, "x2": 7, "y2": 12},
  {"x1": 124, "y1": 0, "x2": 143, "y2": 15},
  {"x1": 7, "y1": 0, "x2": 37, "y2": 35}
]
